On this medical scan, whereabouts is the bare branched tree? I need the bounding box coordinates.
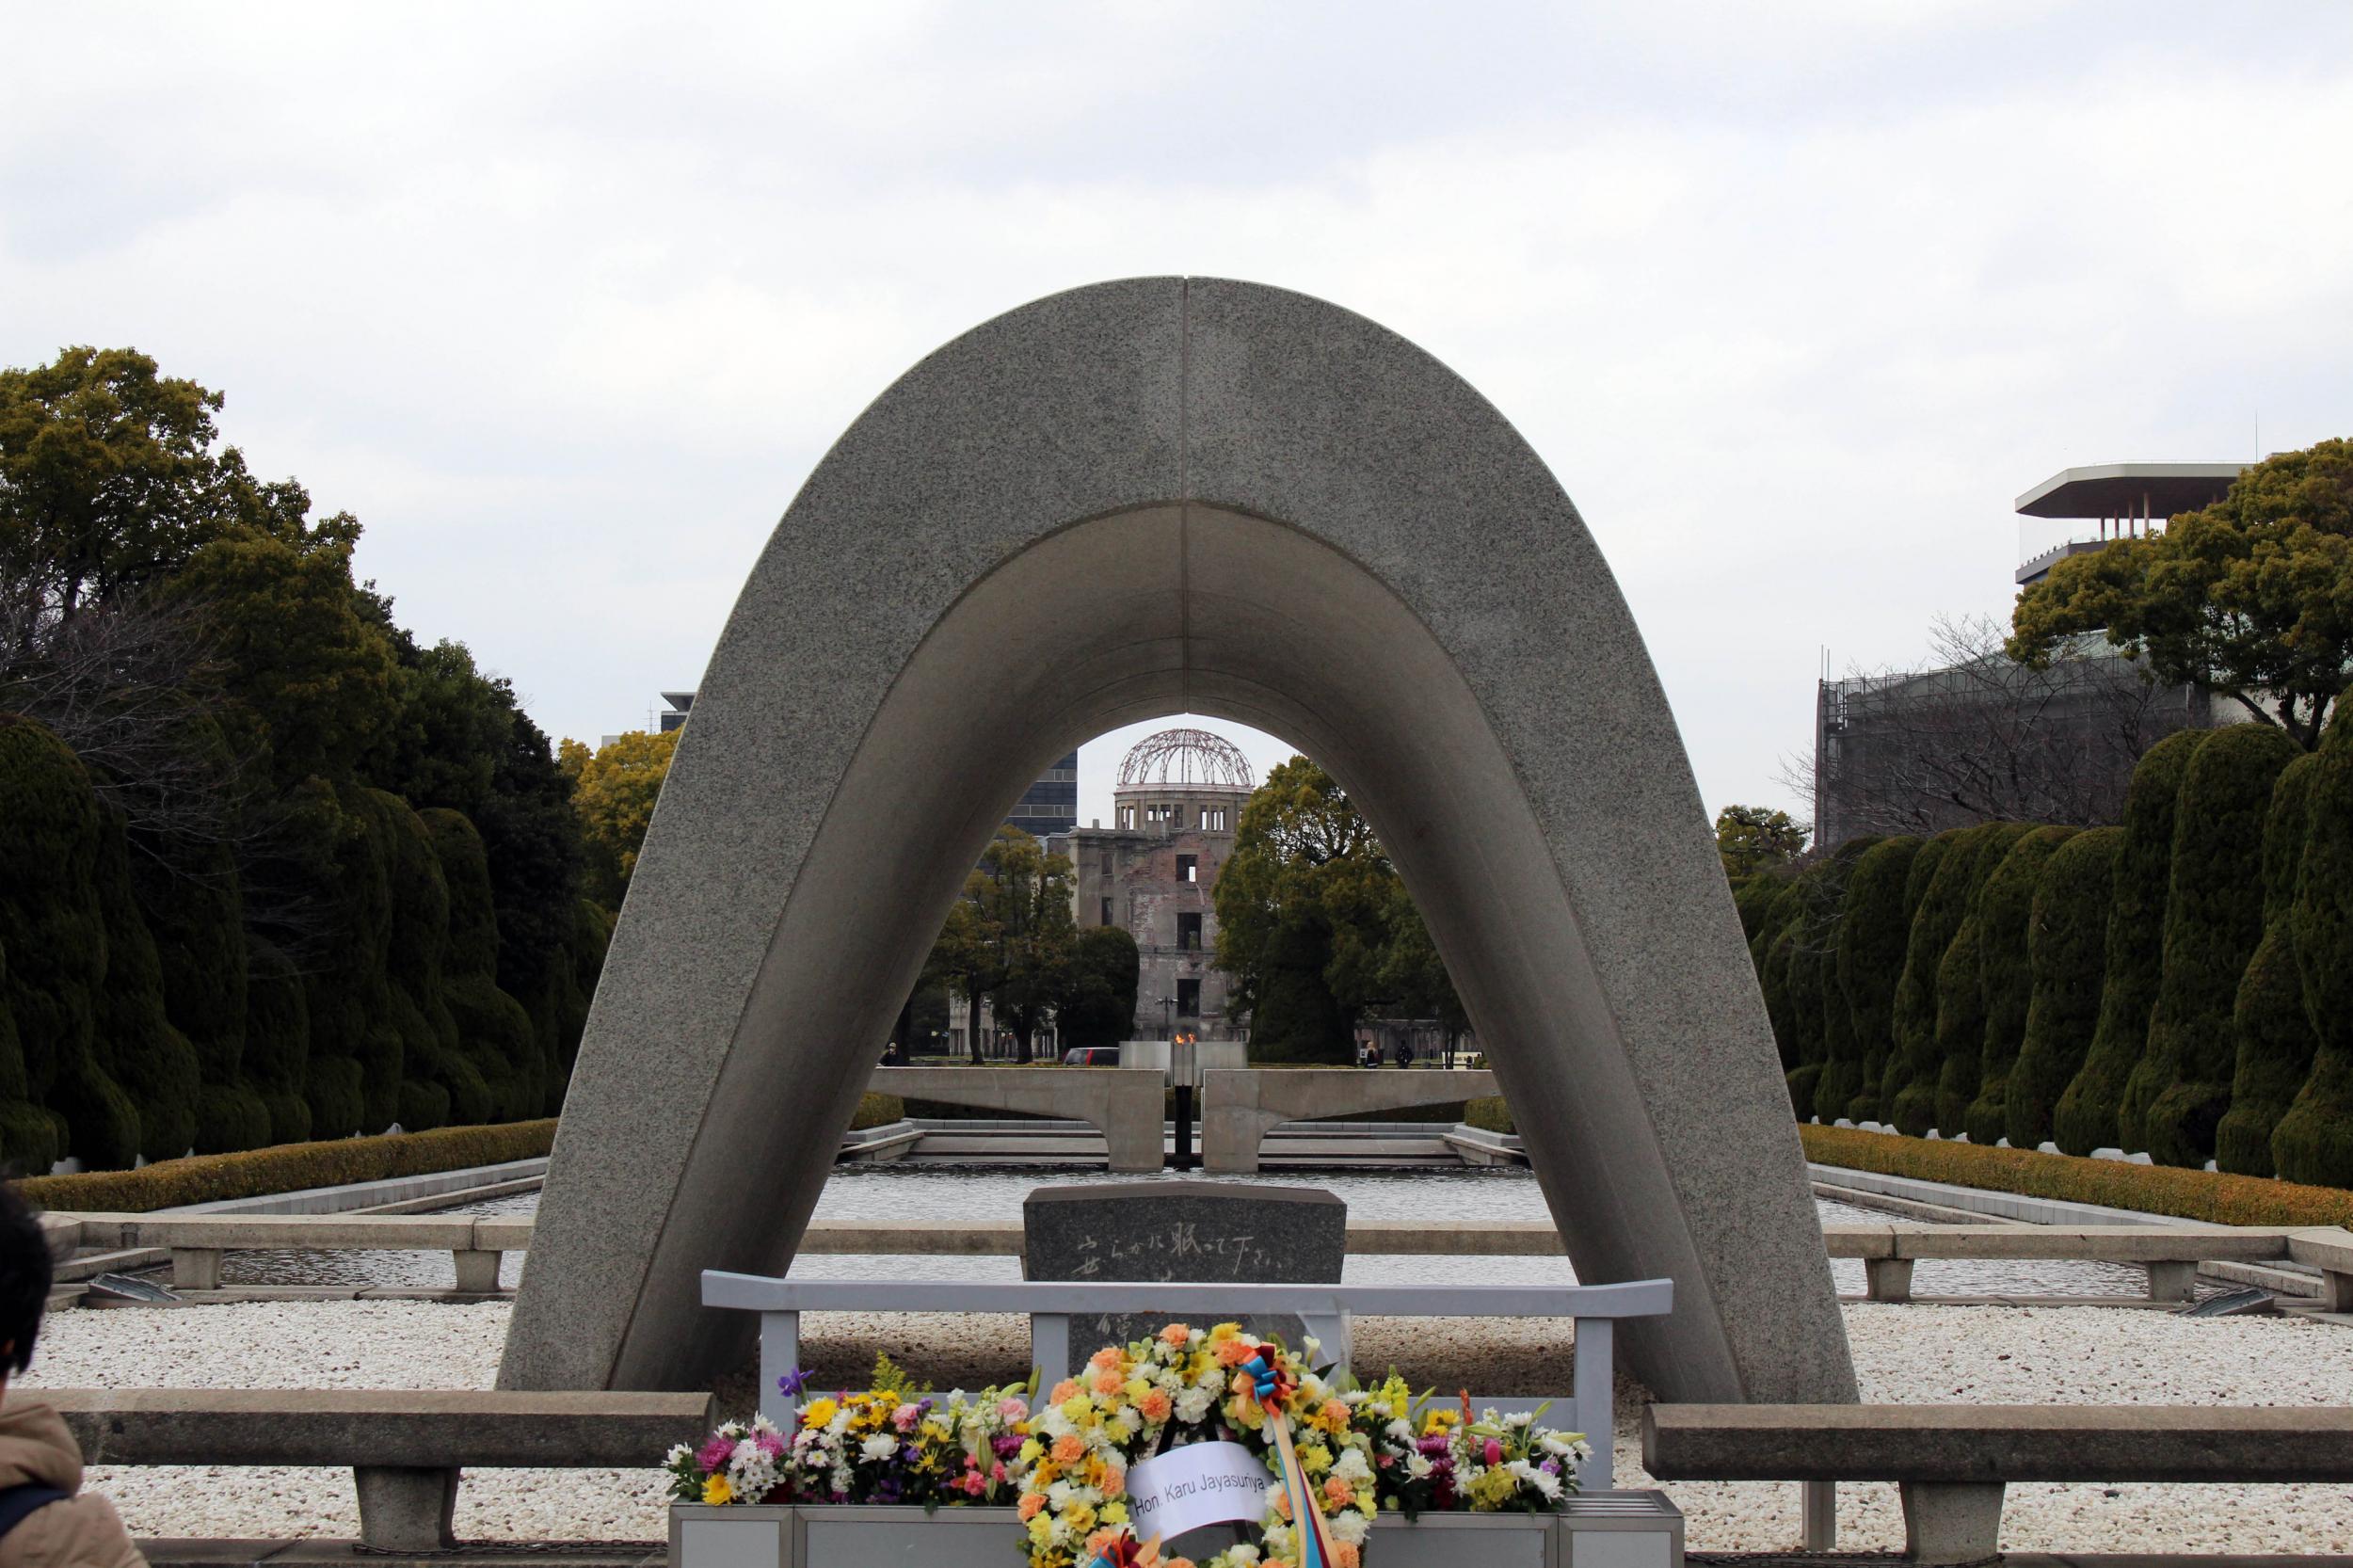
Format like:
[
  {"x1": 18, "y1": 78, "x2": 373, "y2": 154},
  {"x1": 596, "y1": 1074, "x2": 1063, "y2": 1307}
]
[{"x1": 1786, "y1": 615, "x2": 2211, "y2": 849}]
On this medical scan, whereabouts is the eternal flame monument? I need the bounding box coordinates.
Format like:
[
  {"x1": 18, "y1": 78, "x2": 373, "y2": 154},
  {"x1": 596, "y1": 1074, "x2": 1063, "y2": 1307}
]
[{"x1": 501, "y1": 278, "x2": 1857, "y2": 1409}]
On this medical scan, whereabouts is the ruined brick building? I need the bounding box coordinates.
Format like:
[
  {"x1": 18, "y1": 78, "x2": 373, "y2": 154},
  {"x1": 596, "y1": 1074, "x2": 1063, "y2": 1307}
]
[{"x1": 1054, "y1": 728, "x2": 1255, "y2": 1040}]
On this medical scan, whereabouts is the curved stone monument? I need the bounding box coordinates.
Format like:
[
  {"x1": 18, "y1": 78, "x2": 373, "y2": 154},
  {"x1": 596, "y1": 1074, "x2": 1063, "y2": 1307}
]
[{"x1": 501, "y1": 278, "x2": 1857, "y2": 1407}]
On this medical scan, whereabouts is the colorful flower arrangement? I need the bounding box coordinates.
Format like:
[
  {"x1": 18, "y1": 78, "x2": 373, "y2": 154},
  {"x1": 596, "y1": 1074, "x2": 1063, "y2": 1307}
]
[
  {"x1": 664, "y1": 1355, "x2": 1031, "y2": 1509},
  {"x1": 664, "y1": 1331, "x2": 1593, "y2": 1568}
]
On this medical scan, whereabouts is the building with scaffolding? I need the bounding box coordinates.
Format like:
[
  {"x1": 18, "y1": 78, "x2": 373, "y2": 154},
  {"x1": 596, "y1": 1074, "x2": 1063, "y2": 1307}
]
[{"x1": 1811, "y1": 461, "x2": 2242, "y2": 850}]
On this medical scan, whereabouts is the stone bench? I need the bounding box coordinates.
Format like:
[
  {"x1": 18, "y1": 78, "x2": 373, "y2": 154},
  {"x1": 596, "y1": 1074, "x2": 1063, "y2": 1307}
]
[
  {"x1": 1820, "y1": 1224, "x2": 2347, "y2": 1304},
  {"x1": 42, "y1": 1387, "x2": 711, "y2": 1551},
  {"x1": 1642, "y1": 1401, "x2": 2353, "y2": 1563},
  {"x1": 67, "y1": 1213, "x2": 537, "y2": 1293}
]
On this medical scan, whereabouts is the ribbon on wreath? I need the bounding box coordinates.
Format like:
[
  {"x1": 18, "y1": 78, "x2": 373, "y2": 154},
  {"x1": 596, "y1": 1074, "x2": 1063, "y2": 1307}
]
[
  {"x1": 1084, "y1": 1533, "x2": 1161, "y2": 1568},
  {"x1": 1238, "y1": 1347, "x2": 1339, "y2": 1568}
]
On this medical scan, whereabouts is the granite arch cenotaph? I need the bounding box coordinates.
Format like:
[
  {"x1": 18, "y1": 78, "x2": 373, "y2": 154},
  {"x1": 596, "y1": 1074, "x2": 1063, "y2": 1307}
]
[{"x1": 500, "y1": 278, "x2": 1858, "y2": 1408}]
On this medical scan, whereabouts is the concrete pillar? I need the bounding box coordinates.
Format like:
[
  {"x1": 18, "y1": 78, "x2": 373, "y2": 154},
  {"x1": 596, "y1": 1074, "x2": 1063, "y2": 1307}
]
[
  {"x1": 2319, "y1": 1268, "x2": 2353, "y2": 1314},
  {"x1": 169, "y1": 1248, "x2": 222, "y2": 1290},
  {"x1": 1897, "y1": 1480, "x2": 2003, "y2": 1564},
  {"x1": 452, "y1": 1249, "x2": 503, "y2": 1294},
  {"x1": 353, "y1": 1465, "x2": 459, "y2": 1551},
  {"x1": 1864, "y1": 1257, "x2": 1914, "y2": 1303},
  {"x1": 2144, "y1": 1260, "x2": 2197, "y2": 1304},
  {"x1": 1202, "y1": 1107, "x2": 1282, "y2": 1174},
  {"x1": 1801, "y1": 1480, "x2": 1837, "y2": 1551}
]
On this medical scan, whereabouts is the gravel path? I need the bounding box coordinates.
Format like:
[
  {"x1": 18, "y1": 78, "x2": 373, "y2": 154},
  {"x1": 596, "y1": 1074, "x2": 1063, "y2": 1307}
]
[{"x1": 24, "y1": 1300, "x2": 2353, "y2": 1552}]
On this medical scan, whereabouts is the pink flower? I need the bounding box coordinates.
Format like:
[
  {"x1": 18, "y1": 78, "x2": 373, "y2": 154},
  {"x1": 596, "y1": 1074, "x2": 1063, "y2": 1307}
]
[
  {"x1": 990, "y1": 1461, "x2": 1007, "y2": 1482},
  {"x1": 1484, "y1": 1437, "x2": 1503, "y2": 1466},
  {"x1": 962, "y1": 1471, "x2": 986, "y2": 1496},
  {"x1": 755, "y1": 1432, "x2": 785, "y2": 1457},
  {"x1": 998, "y1": 1397, "x2": 1029, "y2": 1421},
  {"x1": 892, "y1": 1403, "x2": 922, "y2": 1432},
  {"x1": 696, "y1": 1434, "x2": 734, "y2": 1471}
]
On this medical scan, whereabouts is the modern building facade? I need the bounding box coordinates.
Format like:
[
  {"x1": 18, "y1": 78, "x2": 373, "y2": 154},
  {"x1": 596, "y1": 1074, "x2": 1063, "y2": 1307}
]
[
  {"x1": 1056, "y1": 728, "x2": 1254, "y2": 1039},
  {"x1": 1009, "y1": 750, "x2": 1080, "y2": 836}
]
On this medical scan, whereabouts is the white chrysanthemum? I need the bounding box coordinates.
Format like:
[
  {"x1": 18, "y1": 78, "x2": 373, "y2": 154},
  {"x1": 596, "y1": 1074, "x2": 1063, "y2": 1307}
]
[
  {"x1": 1331, "y1": 1509, "x2": 1371, "y2": 1545},
  {"x1": 825, "y1": 1409, "x2": 852, "y2": 1436},
  {"x1": 1047, "y1": 1480, "x2": 1075, "y2": 1510},
  {"x1": 859, "y1": 1433, "x2": 897, "y2": 1462},
  {"x1": 1504, "y1": 1410, "x2": 1534, "y2": 1429},
  {"x1": 1406, "y1": 1452, "x2": 1433, "y2": 1480},
  {"x1": 1385, "y1": 1417, "x2": 1415, "y2": 1442},
  {"x1": 665, "y1": 1443, "x2": 691, "y2": 1464},
  {"x1": 1333, "y1": 1448, "x2": 1372, "y2": 1484},
  {"x1": 1112, "y1": 1405, "x2": 1144, "y2": 1438},
  {"x1": 1539, "y1": 1433, "x2": 1574, "y2": 1456},
  {"x1": 1225, "y1": 1547, "x2": 1261, "y2": 1567},
  {"x1": 1176, "y1": 1387, "x2": 1214, "y2": 1423},
  {"x1": 751, "y1": 1414, "x2": 781, "y2": 1436}
]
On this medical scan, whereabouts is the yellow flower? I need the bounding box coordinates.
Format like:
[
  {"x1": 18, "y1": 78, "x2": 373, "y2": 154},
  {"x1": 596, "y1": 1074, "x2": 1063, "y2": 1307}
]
[
  {"x1": 1061, "y1": 1395, "x2": 1093, "y2": 1423},
  {"x1": 702, "y1": 1473, "x2": 733, "y2": 1506},
  {"x1": 801, "y1": 1398, "x2": 839, "y2": 1430},
  {"x1": 1102, "y1": 1502, "x2": 1128, "y2": 1525},
  {"x1": 1066, "y1": 1502, "x2": 1096, "y2": 1535},
  {"x1": 1026, "y1": 1512, "x2": 1055, "y2": 1544},
  {"x1": 1302, "y1": 1443, "x2": 1332, "y2": 1475},
  {"x1": 1019, "y1": 1438, "x2": 1043, "y2": 1464},
  {"x1": 1209, "y1": 1321, "x2": 1241, "y2": 1342}
]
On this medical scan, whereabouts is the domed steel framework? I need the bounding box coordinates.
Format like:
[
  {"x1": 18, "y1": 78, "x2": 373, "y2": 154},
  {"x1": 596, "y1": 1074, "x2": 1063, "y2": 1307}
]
[{"x1": 1115, "y1": 728, "x2": 1256, "y2": 791}]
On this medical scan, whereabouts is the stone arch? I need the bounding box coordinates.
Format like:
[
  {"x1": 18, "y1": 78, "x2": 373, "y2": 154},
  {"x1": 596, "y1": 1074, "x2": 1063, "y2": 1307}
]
[{"x1": 501, "y1": 279, "x2": 1855, "y2": 1406}]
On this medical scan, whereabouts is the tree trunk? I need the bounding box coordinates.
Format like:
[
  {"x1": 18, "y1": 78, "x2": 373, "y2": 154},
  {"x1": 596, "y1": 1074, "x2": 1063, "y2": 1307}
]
[{"x1": 966, "y1": 985, "x2": 984, "y2": 1064}]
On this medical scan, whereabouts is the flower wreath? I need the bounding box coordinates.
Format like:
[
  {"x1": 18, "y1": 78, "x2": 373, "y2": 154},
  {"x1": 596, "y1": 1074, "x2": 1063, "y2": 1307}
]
[{"x1": 1013, "y1": 1321, "x2": 1376, "y2": 1568}]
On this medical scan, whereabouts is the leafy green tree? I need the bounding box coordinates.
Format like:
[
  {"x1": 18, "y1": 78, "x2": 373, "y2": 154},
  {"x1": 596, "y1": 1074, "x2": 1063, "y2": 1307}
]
[
  {"x1": 1961, "y1": 825, "x2": 2076, "y2": 1144},
  {"x1": 1214, "y1": 756, "x2": 1462, "y2": 1063},
  {"x1": 2127, "y1": 724, "x2": 2298, "y2": 1165},
  {"x1": 2004, "y1": 826, "x2": 2121, "y2": 1151},
  {"x1": 2053, "y1": 728, "x2": 2208, "y2": 1154},
  {"x1": 919, "y1": 826, "x2": 1079, "y2": 1063},
  {"x1": 1716, "y1": 805, "x2": 1809, "y2": 880},
  {"x1": 2009, "y1": 440, "x2": 2353, "y2": 749},
  {"x1": 2216, "y1": 754, "x2": 2321, "y2": 1175},
  {"x1": 166, "y1": 527, "x2": 396, "y2": 789},
  {"x1": 1061, "y1": 926, "x2": 1141, "y2": 1050},
  {"x1": 562, "y1": 728, "x2": 680, "y2": 907},
  {"x1": 0, "y1": 346, "x2": 227, "y2": 631},
  {"x1": 242, "y1": 938, "x2": 312, "y2": 1144},
  {"x1": 1831, "y1": 837, "x2": 1920, "y2": 1123}
]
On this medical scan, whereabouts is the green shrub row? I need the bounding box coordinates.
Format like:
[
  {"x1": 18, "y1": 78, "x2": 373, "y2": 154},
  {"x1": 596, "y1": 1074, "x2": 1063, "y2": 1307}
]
[
  {"x1": 13, "y1": 1117, "x2": 556, "y2": 1213},
  {"x1": 1748, "y1": 693, "x2": 2353, "y2": 1186},
  {"x1": 1801, "y1": 1122, "x2": 2353, "y2": 1228},
  {"x1": 0, "y1": 714, "x2": 606, "y2": 1176}
]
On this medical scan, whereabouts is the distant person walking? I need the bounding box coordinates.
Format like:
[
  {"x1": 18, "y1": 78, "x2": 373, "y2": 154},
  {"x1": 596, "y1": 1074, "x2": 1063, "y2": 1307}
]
[{"x1": 0, "y1": 1186, "x2": 144, "y2": 1567}]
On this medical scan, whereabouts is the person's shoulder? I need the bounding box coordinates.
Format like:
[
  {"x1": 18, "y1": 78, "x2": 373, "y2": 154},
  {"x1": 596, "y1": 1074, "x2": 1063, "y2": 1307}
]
[{"x1": 2, "y1": 1489, "x2": 146, "y2": 1568}]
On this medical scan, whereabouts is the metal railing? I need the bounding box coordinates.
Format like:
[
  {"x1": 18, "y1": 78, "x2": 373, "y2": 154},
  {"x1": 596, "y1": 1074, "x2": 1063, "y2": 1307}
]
[{"x1": 700, "y1": 1271, "x2": 1673, "y2": 1491}]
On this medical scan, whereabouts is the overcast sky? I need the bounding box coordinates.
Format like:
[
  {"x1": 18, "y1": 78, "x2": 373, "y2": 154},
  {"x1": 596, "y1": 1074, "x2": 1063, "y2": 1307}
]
[{"x1": 8, "y1": 3, "x2": 2349, "y2": 831}]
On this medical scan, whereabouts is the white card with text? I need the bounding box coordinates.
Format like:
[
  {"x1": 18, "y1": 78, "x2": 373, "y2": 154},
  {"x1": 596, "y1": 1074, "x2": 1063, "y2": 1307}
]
[{"x1": 1124, "y1": 1441, "x2": 1270, "y2": 1541}]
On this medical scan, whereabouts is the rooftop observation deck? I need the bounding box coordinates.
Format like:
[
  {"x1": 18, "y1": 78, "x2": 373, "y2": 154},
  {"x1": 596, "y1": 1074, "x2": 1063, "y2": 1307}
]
[{"x1": 2012, "y1": 461, "x2": 2245, "y2": 585}]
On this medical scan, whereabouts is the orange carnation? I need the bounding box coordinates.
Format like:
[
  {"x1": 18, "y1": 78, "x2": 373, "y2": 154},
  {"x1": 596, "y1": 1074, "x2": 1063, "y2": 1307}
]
[
  {"x1": 1139, "y1": 1388, "x2": 1172, "y2": 1422},
  {"x1": 1051, "y1": 1433, "x2": 1086, "y2": 1465},
  {"x1": 1050, "y1": 1379, "x2": 1081, "y2": 1403},
  {"x1": 1017, "y1": 1494, "x2": 1044, "y2": 1521},
  {"x1": 1214, "y1": 1338, "x2": 1257, "y2": 1368}
]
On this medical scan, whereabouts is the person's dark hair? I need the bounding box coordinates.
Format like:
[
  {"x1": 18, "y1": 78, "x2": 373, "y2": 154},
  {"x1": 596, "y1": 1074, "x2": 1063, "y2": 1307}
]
[{"x1": 0, "y1": 1183, "x2": 53, "y2": 1376}]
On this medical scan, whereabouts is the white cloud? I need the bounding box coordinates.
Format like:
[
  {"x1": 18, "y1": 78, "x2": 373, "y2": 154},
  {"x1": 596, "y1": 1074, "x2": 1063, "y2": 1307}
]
[{"x1": 4, "y1": 1, "x2": 2348, "y2": 836}]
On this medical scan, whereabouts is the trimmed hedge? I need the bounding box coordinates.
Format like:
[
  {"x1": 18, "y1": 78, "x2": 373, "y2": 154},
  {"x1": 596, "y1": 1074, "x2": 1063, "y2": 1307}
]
[
  {"x1": 850, "y1": 1092, "x2": 905, "y2": 1130},
  {"x1": 1833, "y1": 836, "x2": 1921, "y2": 1124},
  {"x1": 1464, "y1": 1096, "x2": 1513, "y2": 1134},
  {"x1": 1877, "y1": 830, "x2": 1964, "y2": 1128},
  {"x1": 92, "y1": 808, "x2": 203, "y2": 1161},
  {"x1": 2054, "y1": 728, "x2": 2208, "y2": 1155},
  {"x1": 2277, "y1": 693, "x2": 2353, "y2": 1185},
  {"x1": 1801, "y1": 1122, "x2": 2353, "y2": 1228},
  {"x1": 2217, "y1": 753, "x2": 2321, "y2": 1175},
  {"x1": 2004, "y1": 826, "x2": 2122, "y2": 1151},
  {"x1": 13, "y1": 1117, "x2": 556, "y2": 1214},
  {"x1": 1961, "y1": 825, "x2": 2076, "y2": 1144},
  {"x1": 1929, "y1": 824, "x2": 2036, "y2": 1135},
  {"x1": 2127, "y1": 724, "x2": 2298, "y2": 1166},
  {"x1": 1890, "y1": 824, "x2": 2017, "y2": 1135}
]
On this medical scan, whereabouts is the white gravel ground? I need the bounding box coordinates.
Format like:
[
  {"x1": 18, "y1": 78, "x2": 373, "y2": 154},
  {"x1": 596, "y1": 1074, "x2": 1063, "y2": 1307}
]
[{"x1": 24, "y1": 1299, "x2": 2353, "y2": 1553}]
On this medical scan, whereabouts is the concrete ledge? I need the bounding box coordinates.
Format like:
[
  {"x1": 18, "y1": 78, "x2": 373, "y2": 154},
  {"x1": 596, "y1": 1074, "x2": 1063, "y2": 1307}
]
[
  {"x1": 48, "y1": 1387, "x2": 714, "y2": 1467},
  {"x1": 1642, "y1": 1402, "x2": 2353, "y2": 1482}
]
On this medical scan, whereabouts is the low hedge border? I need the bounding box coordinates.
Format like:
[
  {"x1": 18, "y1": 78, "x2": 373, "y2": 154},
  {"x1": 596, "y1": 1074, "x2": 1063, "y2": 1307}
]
[
  {"x1": 850, "y1": 1093, "x2": 905, "y2": 1129},
  {"x1": 1801, "y1": 1123, "x2": 2353, "y2": 1228},
  {"x1": 1456, "y1": 1104, "x2": 2353, "y2": 1226},
  {"x1": 1464, "y1": 1096, "x2": 1513, "y2": 1135},
  {"x1": 12, "y1": 1119, "x2": 557, "y2": 1214}
]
